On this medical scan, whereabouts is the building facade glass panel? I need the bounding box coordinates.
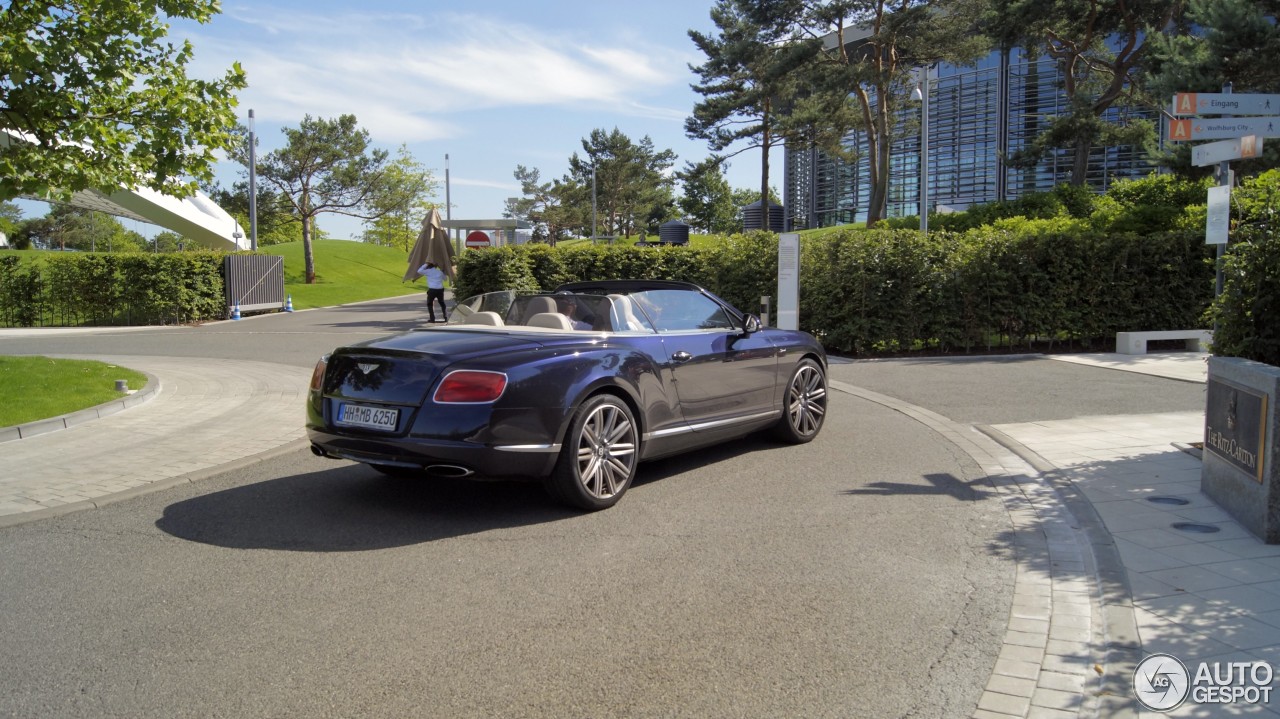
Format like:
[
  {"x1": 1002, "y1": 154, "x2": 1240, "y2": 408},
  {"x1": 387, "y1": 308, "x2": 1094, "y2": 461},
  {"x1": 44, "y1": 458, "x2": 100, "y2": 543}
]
[{"x1": 783, "y1": 47, "x2": 1159, "y2": 230}]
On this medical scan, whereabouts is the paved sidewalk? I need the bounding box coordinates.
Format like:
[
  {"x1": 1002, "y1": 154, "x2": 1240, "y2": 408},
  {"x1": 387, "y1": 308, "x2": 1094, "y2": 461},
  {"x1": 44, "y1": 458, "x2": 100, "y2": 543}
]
[
  {"x1": 0, "y1": 355, "x2": 310, "y2": 526},
  {"x1": 983, "y1": 353, "x2": 1278, "y2": 718}
]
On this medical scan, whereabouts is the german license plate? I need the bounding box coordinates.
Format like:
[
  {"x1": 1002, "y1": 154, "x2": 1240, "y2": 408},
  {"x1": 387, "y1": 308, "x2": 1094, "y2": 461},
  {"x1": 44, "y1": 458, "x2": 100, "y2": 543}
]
[{"x1": 336, "y1": 403, "x2": 399, "y2": 431}]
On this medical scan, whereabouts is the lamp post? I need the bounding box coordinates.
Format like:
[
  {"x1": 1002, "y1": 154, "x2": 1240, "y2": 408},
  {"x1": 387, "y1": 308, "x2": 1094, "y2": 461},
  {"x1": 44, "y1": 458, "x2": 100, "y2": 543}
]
[
  {"x1": 247, "y1": 109, "x2": 258, "y2": 250},
  {"x1": 446, "y1": 153, "x2": 456, "y2": 254},
  {"x1": 591, "y1": 163, "x2": 598, "y2": 242},
  {"x1": 911, "y1": 66, "x2": 932, "y2": 236}
]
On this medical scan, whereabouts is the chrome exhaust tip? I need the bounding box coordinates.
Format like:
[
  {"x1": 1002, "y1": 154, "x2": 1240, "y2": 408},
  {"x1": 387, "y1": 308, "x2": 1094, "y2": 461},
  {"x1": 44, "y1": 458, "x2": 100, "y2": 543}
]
[
  {"x1": 310, "y1": 444, "x2": 328, "y2": 457},
  {"x1": 426, "y1": 464, "x2": 474, "y2": 478}
]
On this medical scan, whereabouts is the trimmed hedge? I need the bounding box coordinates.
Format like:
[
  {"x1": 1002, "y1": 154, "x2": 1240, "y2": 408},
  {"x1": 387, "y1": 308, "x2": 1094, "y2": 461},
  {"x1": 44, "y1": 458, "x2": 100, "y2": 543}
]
[
  {"x1": 455, "y1": 228, "x2": 1216, "y2": 356},
  {"x1": 1208, "y1": 170, "x2": 1280, "y2": 366},
  {"x1": 0, "y1": 252, "x2": 226, "y2": 327}
]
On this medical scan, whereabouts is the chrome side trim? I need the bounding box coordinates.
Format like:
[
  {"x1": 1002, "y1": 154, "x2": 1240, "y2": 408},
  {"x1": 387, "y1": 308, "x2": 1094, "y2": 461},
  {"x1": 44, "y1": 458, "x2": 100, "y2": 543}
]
[
  {"x1": 643, "y1": 410, "x2": 781, "y2": 441},
  {"x1": 687, "y1": 410, "x2": 780, "y2": 432},
  {"x1": 645, "y1": 425, "x2": 693, "y2": 441},
  {"x1": 494, "y1": 443, "x2": 561, "y2": 453}
]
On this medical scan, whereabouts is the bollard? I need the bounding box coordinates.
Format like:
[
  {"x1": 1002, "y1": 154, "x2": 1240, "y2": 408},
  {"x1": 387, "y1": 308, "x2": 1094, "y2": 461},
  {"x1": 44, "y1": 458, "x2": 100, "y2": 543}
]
[
  {"x1": 285, "y1": 295, "x2": 294, "y2": 312},
  {"x1": 114, "y1": 380, "x2": 128, "y2": 392}
]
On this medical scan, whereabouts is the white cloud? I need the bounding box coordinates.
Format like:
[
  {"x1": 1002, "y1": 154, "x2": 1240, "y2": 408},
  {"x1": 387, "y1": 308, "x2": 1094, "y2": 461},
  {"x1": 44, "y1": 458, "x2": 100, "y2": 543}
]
[{"x1": 187, "y1": 8, "x2": 689, "y2": 144}]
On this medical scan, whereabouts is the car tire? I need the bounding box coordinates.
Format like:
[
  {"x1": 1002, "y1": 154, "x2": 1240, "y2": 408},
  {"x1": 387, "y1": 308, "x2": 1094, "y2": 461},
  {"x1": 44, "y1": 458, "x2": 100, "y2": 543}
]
[
  {"x1": 772, "y1": 358, "x2": 827, "y2": 444},
  {"x1": 545, "y1": 394, "x2": 639, "y2": 511}
]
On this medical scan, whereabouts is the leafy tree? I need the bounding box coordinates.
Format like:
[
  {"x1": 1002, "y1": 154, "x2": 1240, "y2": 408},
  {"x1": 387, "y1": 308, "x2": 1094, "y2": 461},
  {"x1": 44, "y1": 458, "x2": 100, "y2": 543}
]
[
  {"x1": 0, "y1": 1, "x2": 246, "y2": 202},
  {"x1": 1145, "y1": 0, "x2": 1280, "y2": 176},
  {"x1": 361, "y1": 145, "x2": 439, "y2": 252},
  {"x1": 563, "y1": 128, "x2": 676, "y2": 239},
  {"x1": 687, "y1": 0, "x2": 813, "y2": 220},
  {"x1": 150, "y1": 230, "x2": 186, "y2": 252},
  {"x1": 787, "y1": 0, "x2": 989, "y2": 225},
  {"x1": 16, "y1": 205, "x2": 144, "y2": 251},
  {"x1": 731, "y1": 185, "x2": 781, "y2": 211},
  {"x1": 982, "y1": 0, "x2": 1183, "y2": 185},
  {"x1": 203, "y1": 180, "x2": 301, "y2": 247},
  {"x1": 546, "y1": 177, "x2": 591, "y2": 239},
  {"x1": 255, "y1": 114, "x2": 392, "y2": 283},
  {"x1": 677, "y1": 159, "x2": 740, "y2": 233},
  {"x1": 503, "y1": 165, "x2": 568, "y2": 244},
  {"x1": 0, "y1": 201, "x2": 21, "y2": 238}
]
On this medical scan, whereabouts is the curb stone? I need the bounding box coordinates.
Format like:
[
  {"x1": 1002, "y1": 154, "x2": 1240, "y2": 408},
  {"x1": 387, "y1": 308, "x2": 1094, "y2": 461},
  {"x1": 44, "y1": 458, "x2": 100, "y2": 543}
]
[{"x1": 0, "y1": 370, "x2": 160, "y2": 443}]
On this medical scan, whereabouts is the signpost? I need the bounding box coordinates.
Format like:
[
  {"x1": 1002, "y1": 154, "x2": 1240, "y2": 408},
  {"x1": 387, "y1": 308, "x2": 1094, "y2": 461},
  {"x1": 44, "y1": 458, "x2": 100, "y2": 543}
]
[
  {"x1": 1192, "y1": 136, "x2": 1263, "y2": 166},
  {"x1": 776, "y1": 233, "x2": 800, "y2": 330},
  {"x1": 1172, "y1": 86, "x2": 1259, "y2": 313},
  {"x1": 1206, "y1": 184, "x2": 1231, "y2": 245},
  {"x1": 464, "y1": 230, "x2": 491, "y2": 249}
]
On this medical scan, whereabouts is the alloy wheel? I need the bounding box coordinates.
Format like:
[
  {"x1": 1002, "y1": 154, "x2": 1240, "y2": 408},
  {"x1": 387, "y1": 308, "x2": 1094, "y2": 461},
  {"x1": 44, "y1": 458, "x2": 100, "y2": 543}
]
[
  {"x1": 574, "y1": 402, "x2": 637, "y2": 499},
  {"x1": 787, "y1": 364, "x2": 827, "y2": 438}
]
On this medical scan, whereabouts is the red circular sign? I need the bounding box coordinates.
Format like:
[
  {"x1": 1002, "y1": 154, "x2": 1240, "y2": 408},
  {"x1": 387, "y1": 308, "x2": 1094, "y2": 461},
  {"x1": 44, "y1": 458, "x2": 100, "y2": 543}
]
[{"x1": 465, "y1": 231, "x2": 491, "y2": 248}]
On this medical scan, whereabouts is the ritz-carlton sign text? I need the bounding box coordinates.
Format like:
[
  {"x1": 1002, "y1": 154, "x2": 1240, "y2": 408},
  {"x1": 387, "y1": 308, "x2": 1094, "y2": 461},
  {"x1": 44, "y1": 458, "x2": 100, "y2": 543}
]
[{"x1": 1205, "y1": 378, "x2": 1269, "y2": 482}]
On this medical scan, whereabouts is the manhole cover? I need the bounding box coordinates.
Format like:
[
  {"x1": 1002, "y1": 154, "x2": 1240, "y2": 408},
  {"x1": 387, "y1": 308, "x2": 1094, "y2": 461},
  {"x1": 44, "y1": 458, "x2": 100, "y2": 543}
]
[
  {"x1": 1147, "y1": 496, "x2": 1191, "y2": 506},
  {"x1": 1172, "y1": 522, "x2": 1220, "y2": 534}
]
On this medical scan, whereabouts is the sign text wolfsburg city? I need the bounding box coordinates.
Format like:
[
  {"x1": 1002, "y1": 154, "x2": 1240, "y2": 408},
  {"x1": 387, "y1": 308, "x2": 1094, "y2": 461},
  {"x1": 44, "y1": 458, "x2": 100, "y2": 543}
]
[
  {"x1": 1205, "y1": 379, "x2": 1269, "y2": 483},
  {"x1": 1169, "y1": 117, "x2": 1280, "y2": 141}
]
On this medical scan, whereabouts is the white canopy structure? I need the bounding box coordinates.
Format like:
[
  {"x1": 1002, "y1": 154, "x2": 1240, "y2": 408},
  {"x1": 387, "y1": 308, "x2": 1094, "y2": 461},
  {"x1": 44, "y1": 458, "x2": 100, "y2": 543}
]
[{"x1": 2, "y1": 126, "x2": 249, "y2": 251}]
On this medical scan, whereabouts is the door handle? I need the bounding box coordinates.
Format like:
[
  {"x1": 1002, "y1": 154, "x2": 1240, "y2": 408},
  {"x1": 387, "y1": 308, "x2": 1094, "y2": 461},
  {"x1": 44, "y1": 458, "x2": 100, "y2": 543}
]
[{"x1": 672, "y1": 351, "x2": 692, "y2": 363}]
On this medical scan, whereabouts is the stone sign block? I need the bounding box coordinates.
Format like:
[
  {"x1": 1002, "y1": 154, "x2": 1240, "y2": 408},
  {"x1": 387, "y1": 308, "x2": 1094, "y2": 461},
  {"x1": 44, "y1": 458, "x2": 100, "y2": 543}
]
[{"x1": 1203, "y1": 357, "x2": 1280, "y2": 542}]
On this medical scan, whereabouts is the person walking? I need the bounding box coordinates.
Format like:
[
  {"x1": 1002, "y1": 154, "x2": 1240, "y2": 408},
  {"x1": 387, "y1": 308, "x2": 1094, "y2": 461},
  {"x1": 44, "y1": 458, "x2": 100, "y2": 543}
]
[{"x1": 417, "y1": 262, "x2": 448, "y2": 322}]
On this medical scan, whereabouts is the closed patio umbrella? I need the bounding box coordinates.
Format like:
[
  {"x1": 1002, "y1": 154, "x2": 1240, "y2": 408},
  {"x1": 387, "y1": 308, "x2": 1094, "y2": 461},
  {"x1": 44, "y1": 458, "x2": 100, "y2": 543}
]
[{"x1": 403, "y1": 208, "x2": 456, "y2": 283}]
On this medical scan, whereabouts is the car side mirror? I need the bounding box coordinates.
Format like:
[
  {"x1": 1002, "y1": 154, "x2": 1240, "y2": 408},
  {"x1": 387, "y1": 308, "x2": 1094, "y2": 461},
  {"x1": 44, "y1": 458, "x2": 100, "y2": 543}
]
[{"x1": 741, "y1": 314, "x2": 762, "y2": 335}]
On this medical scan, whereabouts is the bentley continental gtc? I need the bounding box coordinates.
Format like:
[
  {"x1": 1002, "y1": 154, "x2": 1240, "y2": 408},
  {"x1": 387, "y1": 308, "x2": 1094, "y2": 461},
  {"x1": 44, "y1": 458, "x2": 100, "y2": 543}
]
[{"x1": 307, "y1": 280, "x2": 828, "y2": 510}]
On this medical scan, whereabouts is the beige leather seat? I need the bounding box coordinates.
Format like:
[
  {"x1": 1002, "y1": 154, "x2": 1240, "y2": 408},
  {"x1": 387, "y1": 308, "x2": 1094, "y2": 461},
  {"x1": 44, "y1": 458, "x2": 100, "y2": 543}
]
[
  {"x1": 462, "y1": 311, "x2": 503, "y2": 326},
  {"x1": 608, "y1": 294, "x2": 650, "y2": 332},
  {"x1": 526, "y1": 312, "x2": 575, "y2": 331},
  {"x1": 519, "y1": 296, "x2": 558, "y2": 325}
]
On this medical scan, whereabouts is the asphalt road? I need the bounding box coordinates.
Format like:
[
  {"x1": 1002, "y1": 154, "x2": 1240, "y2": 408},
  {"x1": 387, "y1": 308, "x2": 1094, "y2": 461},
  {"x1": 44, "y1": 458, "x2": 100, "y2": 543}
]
[{"x1": 0, "y1": 296, "x2": 1205, "y2": 717}]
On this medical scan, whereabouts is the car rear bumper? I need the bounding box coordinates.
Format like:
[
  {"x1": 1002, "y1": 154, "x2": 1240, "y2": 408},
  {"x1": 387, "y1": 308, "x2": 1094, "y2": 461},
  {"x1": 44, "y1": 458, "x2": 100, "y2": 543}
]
[{"x1": 307, "y1": 429, "x2": 560, "y2": 479}]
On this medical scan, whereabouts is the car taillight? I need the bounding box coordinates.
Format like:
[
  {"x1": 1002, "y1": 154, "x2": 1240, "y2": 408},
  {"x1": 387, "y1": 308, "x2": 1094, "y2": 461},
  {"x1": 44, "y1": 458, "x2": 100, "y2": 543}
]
[
  {"x1": 310, "y1": 356, "x2": 328, "y2": 391},
  {"x1": 433, "y1": 370, "x2": 508, "y2": 403}
]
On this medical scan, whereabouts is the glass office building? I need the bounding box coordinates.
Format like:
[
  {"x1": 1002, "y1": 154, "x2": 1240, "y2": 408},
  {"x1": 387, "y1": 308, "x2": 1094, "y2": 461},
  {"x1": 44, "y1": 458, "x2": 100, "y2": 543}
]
[{"x1": 782, "y1": 47, "x2": 1160, "y2": 230}]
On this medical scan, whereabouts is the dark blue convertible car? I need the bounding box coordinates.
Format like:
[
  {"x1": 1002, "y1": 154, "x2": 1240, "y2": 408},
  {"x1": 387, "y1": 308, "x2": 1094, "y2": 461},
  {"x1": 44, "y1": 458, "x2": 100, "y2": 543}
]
[{"x1": 307, "y1": 280, "x2": 827, "y2": 510}]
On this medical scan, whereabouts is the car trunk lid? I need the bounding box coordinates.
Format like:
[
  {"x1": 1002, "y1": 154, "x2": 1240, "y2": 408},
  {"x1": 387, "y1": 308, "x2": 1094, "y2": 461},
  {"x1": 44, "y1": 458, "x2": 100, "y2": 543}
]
[{"x1": 324, "y1": 329, "x2": 544, "y2": 404}]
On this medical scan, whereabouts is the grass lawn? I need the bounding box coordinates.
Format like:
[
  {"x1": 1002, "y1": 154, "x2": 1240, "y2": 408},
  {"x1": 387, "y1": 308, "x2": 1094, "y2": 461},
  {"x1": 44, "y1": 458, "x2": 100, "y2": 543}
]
[
  {"x1": 0, "y1": 356, "x2": 148, "y2": 428},
  {"x1": 259, "y1": 240, "x2": 427, "y2": 310}
]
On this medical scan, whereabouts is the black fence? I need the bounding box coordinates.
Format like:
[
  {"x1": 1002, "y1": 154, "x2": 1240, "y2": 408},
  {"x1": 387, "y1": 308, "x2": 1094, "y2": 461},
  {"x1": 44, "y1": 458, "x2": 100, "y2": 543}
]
[{"x1": 224, "y1": 255, "x2": 284, "y2": 315}]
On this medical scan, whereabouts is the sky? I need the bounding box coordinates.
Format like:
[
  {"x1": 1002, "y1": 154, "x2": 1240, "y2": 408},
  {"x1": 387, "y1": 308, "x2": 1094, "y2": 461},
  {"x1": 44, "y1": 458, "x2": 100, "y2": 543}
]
[{"x1": 149, "y1": 0, "x2": 781, "y2": 241}]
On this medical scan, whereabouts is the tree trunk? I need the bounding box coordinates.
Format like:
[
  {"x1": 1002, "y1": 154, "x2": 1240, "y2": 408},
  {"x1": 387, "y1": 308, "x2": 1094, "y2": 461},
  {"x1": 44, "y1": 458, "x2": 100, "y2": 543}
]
[
  {"x1": 865, "y1": 100, "x2": 892, "y2": 226},
  {"x1": 1070, "y1": 134, "x2": 1091, "y2": 186},
  {"x1": 303, "y1": 215, "x2": 316, "y2": 284}
]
